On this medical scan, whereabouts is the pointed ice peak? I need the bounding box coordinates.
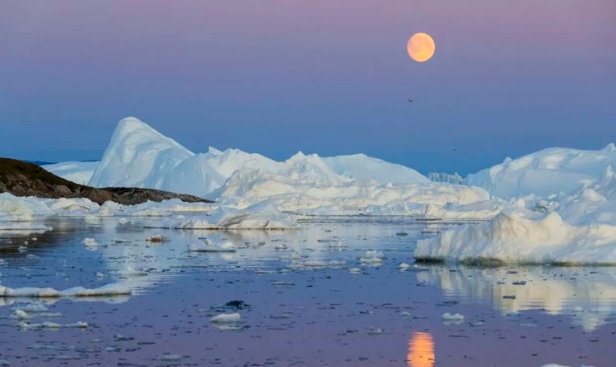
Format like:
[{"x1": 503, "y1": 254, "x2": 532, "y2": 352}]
[
  {"x1": 208, "y1": 146, "x2": 223, "y2": 156},
  {"x1": 88, "y1": 117, "x2": 194, "y2": 188},
  {"x1": 111, "y1": 117, "x2": 188, "y2": 152},
  {"x1": 603, "y1": 143, "x2": 616, "y2": 152},
  {"x1": 503, "y1": 157, "x2": 512, "y2": 163},
  {"x1": 116, "y1": 116, "x2": 159, "y2": 135}
]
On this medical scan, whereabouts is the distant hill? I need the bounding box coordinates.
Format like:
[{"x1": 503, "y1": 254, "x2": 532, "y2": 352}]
[{"x1": 0, "y1": 157, "x2": 212, "y2": 205}]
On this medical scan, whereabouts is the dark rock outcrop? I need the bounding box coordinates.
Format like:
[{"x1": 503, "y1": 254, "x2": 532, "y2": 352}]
[{"x1": 0, "y1": 158, "x2": 211, "y2": 205}]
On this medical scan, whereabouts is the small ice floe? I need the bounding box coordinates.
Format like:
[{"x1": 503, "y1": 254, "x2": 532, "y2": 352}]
[
  {"x1": 114, "y1": 333, "x2": 135, "y2": 341},
  {"x1": 302, "y1": 260, "x2": 346, "y2": 269},
  {"x1": 367, "y1": 327, "x2": 385, "y2": 335},
  {"x1": 573, "y1": 307, "x2": 584, "y2": 313},
  {"x1": 159, "y1": 354, "x2": 183, "y2": 362},
  {"x1": 399, "y1": 311, "x2": 412, "y2": 318},
  {"x1": 274, "y1": 244, "x2": 288, "y2": 251},
  {"x1": 18, "y1": 246, "x2": 28, "y2": 253},
  {"x1": 272, "y1": 281, "x2": 295, "y2": 287},
  {"x1": 0, "y1": 283, "x2": 131, "y2": 298},
  {"x1": 442, "y1": 313, "x2": 465, "y2": 321},
  {"x1": 210, "y1": 313, "x2": 241, "y2": 323},
  {"x1": 349, "y1": 268, "x2": 361, "y2": 275},
  {"x1": 14, "y1": 303, "x2": 48, "y2": 313},
  {"x1": 209, "y1": 313, "x2": 242, "y2": 329},
  {"x1": 31, "y1": 237, "x2": 37, "y2": 241},
  {"x1": 83, "y1": 238, "x2": 98, "y2": 250},
  {"x1": 188, "y1": 241, "x2": 236, "y2": 253},
  {"x1": 470, "y1": 321, "x2": 484, "y2": 327},
  {"x1": 328, "y1": 241, "x2": 348, "y2": 250},
  {"x1": 145, "y1": 235, "x2": 169, "y2": 243},
  {"x1": 13, "y1": 310, "x2": 32, "y2": 320},
  {"x1": 96, "y1": 272, "x2": 105, "y2": 279},
  {"x1": 399, "y1": 263, "x2": 411, "y2": 271},
  {"x1": 0, "y1": 360, "x2": 9, "y2": 366},
  {"x1": 359, "y1": 251, "x2": 386, "y2": 266},
  {"x1": 18, "y1": 321, "x2": 88, "y2": 330}
]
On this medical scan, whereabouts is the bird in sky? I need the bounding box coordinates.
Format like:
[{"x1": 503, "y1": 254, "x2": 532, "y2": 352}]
[{"x1": 408, "y1": 99, "x2": 413, "y2": 103}]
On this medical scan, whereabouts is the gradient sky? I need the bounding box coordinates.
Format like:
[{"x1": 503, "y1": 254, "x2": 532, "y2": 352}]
[{"x1": 1, "y1": 0, "x2": 615, "y2": 174}]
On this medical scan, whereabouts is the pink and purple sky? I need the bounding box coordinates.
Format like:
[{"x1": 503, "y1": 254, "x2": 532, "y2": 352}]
[{"x1": 1, "y1": 0, "x2": 615, "y2": 173}]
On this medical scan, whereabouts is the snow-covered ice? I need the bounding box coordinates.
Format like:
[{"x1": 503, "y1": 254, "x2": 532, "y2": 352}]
[
  {"x1": 465, "y1": 144, "x2": 616, "y2": 199},
  {"x1": 42, "y1": 161, "x2": 99, "y2": 185},
  {"x1": 414, "y1": 209, "x2": 616, "y2": 265}
]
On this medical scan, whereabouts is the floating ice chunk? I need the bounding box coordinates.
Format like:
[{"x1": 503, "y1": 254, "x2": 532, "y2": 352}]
[
  {"x1": 14, "y1": 303, "x2": 48, "y2": 313},
  {"x1": 13, "y1": 310, "x2": 32, "y2": 320},
  {"x1": 18, "y1": 321, "x2": 87, "y2": 330},
  {"x1": 210, "y1": 313, "x2": 241, "y2": 323},
  {"x1": 0, "y1": 283, "x2": 131, "y2": 298},
  {"x1": 188, "y1": 241, "x2": 236, "y2": 253},
  {"x1": 159, "y1": 354, "x2": 183, "y2": 362},
  {"x1": 360, "y1": 250, "x2": 386, "y2": 265},
  {"x1": 349, "y1": 268, "x2": 361, "y2": 274},
  {"x1": 96, "y1": 272, "x2": 105, "y2": 278},
  {"x1": 18, "y1": 246, "x2": 28, "y2": 253},
  {"x1": 367, "y1": 328, "x2": 385, "y2": 335},
  {"x1": 83, "y1": 238, "x2": 98, "y2": 249},
  {"x1": 0, "y1": 360, "x2": 9, "y2": 366},
  {"x1": 210, "y1": 313, "x2": 241, "y2": 324},
  {"x1": 415, "y1": 209, "x2": 616, "y2": 265},
  {"x1": 442, "y1": 313, "x2": 465, "y2": 321},
  {"x1": 399, "y1": 263, "x2": 411, "y2": 271}
]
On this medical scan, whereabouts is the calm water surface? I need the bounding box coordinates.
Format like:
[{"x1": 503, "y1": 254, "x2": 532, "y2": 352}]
[{"x1": 0, "y1": 217, "x2": 614, "y2": 366}]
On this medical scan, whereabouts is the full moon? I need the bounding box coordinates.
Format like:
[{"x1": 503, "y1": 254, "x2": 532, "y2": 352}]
[{"x1": 407, "y1": 33, "x2": 435, "y2": 63}]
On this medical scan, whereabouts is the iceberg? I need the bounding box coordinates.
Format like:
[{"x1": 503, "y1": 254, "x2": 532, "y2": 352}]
[
  {"x1": 42, "y1": 161, "x2": 99, "y2": 185},
  {"x1": 88, "y1": 117, "x2": 194, "y2": 189},
  {"x1": 414, "y1": 209, "x2": 616, "y2": 265},
  {"x1": 322, "y1": 154, "x2": 429, "y2": 185},
  {"x1": 465, "y1": 144, "x2": 616, "y2": 199}
]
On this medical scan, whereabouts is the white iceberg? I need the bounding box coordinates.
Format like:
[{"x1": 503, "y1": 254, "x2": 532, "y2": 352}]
[
  {"x1": 42, "y1": 161, "x2": 99, "y2": 185},
  {"x1": 414, "y1": 209, "x2": 616, "y2": 265},
  {"x1": 465, "y1": 144, "x2": 616, "y2": 199}
]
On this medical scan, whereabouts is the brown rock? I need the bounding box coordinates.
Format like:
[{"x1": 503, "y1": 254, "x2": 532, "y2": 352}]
[{"x1": 0, "y1": 158, "x2": 212, "y2": 205}]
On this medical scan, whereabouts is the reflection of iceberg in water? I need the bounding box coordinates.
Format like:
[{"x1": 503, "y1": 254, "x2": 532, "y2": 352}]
[
  {"x1": 407, "y1": 332, "x2": 434, "y2": 367},
  {"x1": 418, "y1": 266, "x2": 616, "y2": 332}
]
